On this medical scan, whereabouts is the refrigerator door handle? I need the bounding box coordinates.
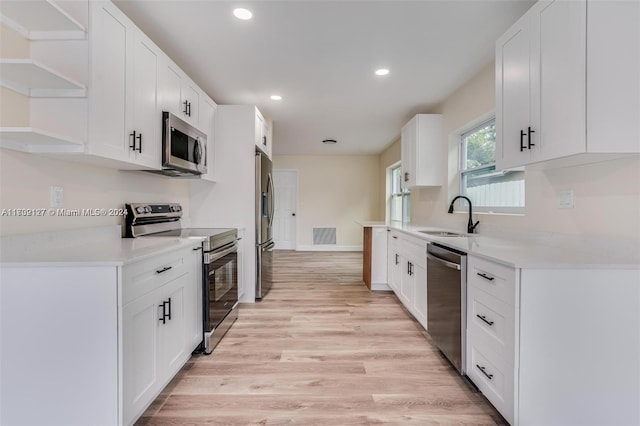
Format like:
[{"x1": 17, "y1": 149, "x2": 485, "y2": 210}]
[
  {"x1": 263, "y1": 241, "x2": 275, "y2": 251},
  {"x1": 267, "y1": 172, "x2": 275, "y2": 227}
]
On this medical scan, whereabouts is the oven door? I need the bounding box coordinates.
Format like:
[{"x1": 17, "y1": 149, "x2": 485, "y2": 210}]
[{"x1": 204, "y1": 243, "x2": 238, "y2": 332}]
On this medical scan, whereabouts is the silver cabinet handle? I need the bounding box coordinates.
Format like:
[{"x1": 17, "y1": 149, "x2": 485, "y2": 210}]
[{"x1": 427, "y1": 253, "x2": 461, "y2": 270}]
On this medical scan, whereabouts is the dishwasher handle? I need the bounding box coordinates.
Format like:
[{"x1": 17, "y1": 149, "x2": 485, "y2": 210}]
[{"x1": 427, "y1": 252, "x2": 461, "y2": 270}]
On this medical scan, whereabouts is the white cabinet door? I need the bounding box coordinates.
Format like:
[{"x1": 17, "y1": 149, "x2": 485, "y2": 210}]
[
  {"x1": 89, "y1": 1, "x2": 161, "y2": 169},
  {"x1": 158, "y1": 273, "x2": 188, "y2": 379},
  {"x1": 161, "y1": 62, "x2": 182, "y2": 117},
  {"x1": 130, "y1": 32, "x2": 160, "y2": 168},
  {"x1": 387, "y1": 243, "x2": 401, "y2": 294},
  {"x1": 495, "y1": 11, "x2": 533, "y2": 169},
  {"x1": 412, "y1": 262, "x2": 427, "y2": 330},
  {"x1": 159, "y1": 62, "x2": 199, "y2": 126},
  {"x1": 255, "y1": 108, "x2": 268, "y2": 155},
  {"x1": 199, "y1": 97, "x2": 217, "y2": 182},
  {"x1": 122, "y1": 291, "x2": 160, "y2": 426},
  {"x1": 399, "y1": 257, "x2": 414, "y2": 308},
  {"x1": 182, "y1": 82, "x2": 200, "y2": 127},
  {"x1": 88, "y1": 2, "x2": 129, "y2": 162},
  {"x1": 400, "y1": 119, "x2": 415, "y2": 190},
  {"x1": 532, "y1": 0, "x2": 586, "y2": 162},
  {"x1": 400, "y1": 114, "x2": 443, "y2": 188}
]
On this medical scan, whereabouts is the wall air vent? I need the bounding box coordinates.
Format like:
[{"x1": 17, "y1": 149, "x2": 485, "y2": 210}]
[{"x1": 312, "y1": 227, "x2": 336, "y2": 245}]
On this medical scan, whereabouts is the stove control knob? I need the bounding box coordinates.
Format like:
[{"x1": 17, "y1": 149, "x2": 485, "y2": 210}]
[
  {"x1": 145, "y1": 206, "x2": 152, "y2": 213},
  {"x1": 170, "y1": 205, "x2": 176, "y2": 212},
  {"x1": 136, "y1": 206, "x2": 144, "y2": 214},
  {"x1": 176, "y1": 205, "x2": 182, "y2": 212}
]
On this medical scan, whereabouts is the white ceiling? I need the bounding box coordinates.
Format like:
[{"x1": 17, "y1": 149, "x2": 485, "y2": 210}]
[{"x1": 113, "y1": 0, "x2": 534, "y2": 156}]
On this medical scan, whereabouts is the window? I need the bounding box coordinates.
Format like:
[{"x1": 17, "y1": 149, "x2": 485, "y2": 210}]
[
  {"x1": 459, "y1": 119, "x2": 524, "y2": 213},
  {"x1": 390, "y1": 163, "x2": 410, "y2": 222}
]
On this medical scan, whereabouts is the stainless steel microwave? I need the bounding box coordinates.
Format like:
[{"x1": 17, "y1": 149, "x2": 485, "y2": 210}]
[{"x1": 161, "y1": 111, "x2": 207, "y2": 176}]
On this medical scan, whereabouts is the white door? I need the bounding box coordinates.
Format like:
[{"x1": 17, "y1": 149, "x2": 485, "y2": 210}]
[{"x1": 273, "y1": 170, "x2": 297, "y2": 250}]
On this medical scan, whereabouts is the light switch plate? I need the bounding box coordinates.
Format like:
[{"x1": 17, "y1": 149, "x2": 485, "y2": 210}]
[
  {"x1": 557, "y1": 189, "x2": 574, "y2": 209},
  {"x1": 50, "y1": 186, "x2": 63, "y2": 208}
]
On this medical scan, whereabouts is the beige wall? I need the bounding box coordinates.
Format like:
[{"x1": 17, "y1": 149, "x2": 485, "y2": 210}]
[
  {"x1": 0, "y1": 149, "x2": 190, "y2": 236},
  {"x1": 378, "y1": 139, "x2": 401, "y2": 220},
  {"x1": 273, "y1": 155, "x2": 380, "y2": 248},
  {"x1": 409, "y1": 61, "x2": 640, "y2": 240}
]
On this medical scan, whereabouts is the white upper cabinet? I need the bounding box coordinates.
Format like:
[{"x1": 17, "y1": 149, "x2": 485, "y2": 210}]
[
  {"x1": 88, "y1": 1, "x2": 160, "y2": 169},
  {"x1": 1, "y1": 0, "x2": 218, "y2": 174},
  {"x1": 254, "y1": 107, "x2": 272, "y2": 159},
  {"x1": 496, "y1": 0, "x2": 640, "y2": 170},
  {"x1": 160, "y1": 60, "x2": 200, "y2": 128},
  {"x1": 199, "y1": 96, "x2": 217, "y2": 182},
  {"x1": 400, "y1": 114, "x2": 443, "y2": 189}
]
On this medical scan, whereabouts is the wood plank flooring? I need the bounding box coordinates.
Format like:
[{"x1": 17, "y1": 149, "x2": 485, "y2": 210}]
[{"x1": 136, "y1": 251, "x2": 505, "y2": 426}]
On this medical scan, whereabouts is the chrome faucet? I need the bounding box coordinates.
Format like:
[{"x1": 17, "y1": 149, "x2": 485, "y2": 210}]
[{"x1": 448, "y1": 195, "x2": 479, "y2": 234}]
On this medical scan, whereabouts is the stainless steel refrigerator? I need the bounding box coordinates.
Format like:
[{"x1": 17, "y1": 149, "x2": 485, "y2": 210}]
[{"x1": 255, "y1": 150, "x2": 274, "y2": 300}]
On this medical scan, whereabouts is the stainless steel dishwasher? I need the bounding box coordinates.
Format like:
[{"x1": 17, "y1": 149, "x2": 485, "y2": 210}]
[{"x1": 427, "y1": 243, "x2": 467, "y2": 374}]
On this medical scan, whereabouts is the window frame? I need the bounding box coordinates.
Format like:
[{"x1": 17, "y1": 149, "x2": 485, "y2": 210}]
[
  {"x1": 389, "y1": 163, "x2": 410, "y2": 223},
  {"x1": 458, "y1": 118, "x2": 525, "y2": 214}
]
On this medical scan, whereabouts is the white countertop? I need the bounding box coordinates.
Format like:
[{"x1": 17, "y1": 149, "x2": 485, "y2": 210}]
[
  {"x1": 0, "y1": 226, "x2": 204, "y2": 267},
  {"x1": 359, "y1": 221, "x2": 639, "y2": 269}
]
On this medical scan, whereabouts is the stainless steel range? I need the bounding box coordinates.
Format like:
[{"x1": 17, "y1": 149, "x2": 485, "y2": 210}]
[{"x1": 125, "y1": 203, "x2": 239, "y2": 354}]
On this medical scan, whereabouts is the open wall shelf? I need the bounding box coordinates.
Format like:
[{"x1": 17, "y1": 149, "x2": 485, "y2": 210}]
[
  {"x1": 0, "y1": 59, "x2": 86, "y2": 98},
  {"x1": 0, "y1": 127, "x2": 85, "y2": 153},
  {"x1": 0, "y1": 0, "x2": 86, "y2": 40}
]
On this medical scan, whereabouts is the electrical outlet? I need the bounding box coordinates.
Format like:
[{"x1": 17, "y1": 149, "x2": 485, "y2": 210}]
[
  {"x1": 50, "y1": 186, "x2": 63, "y2": 208},
  {"x1": 557, "y1": 190, "x2": 574, "y2": 209}
]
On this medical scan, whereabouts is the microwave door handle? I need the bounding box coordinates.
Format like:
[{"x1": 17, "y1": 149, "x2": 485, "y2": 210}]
[{"x1": 164, "y1": 117, "x2": 171, "y2": 165}]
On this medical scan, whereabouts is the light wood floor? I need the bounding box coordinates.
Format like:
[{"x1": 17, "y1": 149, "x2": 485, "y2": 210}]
[{"x1": 137, "y1": 251, "x2": 505, "y2": 425}]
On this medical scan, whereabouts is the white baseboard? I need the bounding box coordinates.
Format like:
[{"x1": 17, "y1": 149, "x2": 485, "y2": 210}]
[
  {"x1": 371, "y1": 283, "x2": 392, "y2": 291},
  {"x1": 296, "y1": 245, "x2": 363, "y2": 252}
]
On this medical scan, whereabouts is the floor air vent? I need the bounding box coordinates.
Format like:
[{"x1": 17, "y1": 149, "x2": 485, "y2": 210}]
[{"x1": 313, "y1": 227, "x2": 336, "y2": 245}]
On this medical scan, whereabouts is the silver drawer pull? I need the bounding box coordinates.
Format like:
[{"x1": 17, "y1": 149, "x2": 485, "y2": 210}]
[
  {"x1": 476, "y1": 364, "x2": 494, "y2": 380},
  {"x1": 477, "y1": 272, "x2": 495, "y2": 281},
  {"x1": 156, "y1": 266, "x2": 172, "y2": 274},
  {"x1": 476, "y1": 314, "x2": 494, "y2": 326}
]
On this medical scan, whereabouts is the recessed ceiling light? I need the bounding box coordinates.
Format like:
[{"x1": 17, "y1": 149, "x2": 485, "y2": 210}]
[
  {"x1": 270, "y1": 95, "x2": 282, "y2": 101},
  {"x1": 375, "y1": 68, "x2": 390, "y2": 76},
  {"x1": 233, "y1": 8, "x2": 253, "y2": 20},
  {"x1": 322, "y1": 139, "x2": 337, "y2": 144}
]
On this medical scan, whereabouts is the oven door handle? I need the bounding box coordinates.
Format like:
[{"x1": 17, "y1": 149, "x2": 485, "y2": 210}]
[
  {"x1": 206, "y1": 241, "x2": 238, "y2": 263},
  {"x1": 427, "y1": 253, "x2": 461, "y2": 270}
]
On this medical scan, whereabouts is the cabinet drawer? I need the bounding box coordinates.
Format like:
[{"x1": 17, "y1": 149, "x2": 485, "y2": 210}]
[
  {"x1": 122, "y1": 247, "x2": 193, "y2": 305},
  {"x1": 402, "y1": 237, "x2": 427, "y2": 268},
  {"x1": 467, "y1": 340, "x2": 514, "y2": 424},
  {"x1": 467, "y1": 286, "x2": 516, "y2": 367},
  {"x1": 467, "y1": 255, "x2": 517, "y2": 306}
]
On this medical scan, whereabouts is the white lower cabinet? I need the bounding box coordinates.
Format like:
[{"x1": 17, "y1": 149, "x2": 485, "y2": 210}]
[
  {"x1": 122, "y1": 245, "x2": 201, "y2": 425},
  {"x1": 466, "y1": 254, "x2": 640, "y2": 426},
  {"x1": 386, "y1": 230, "x2": 428, "y2": 330},
  {"x1": 466, "y1": 256, "x2": 518, "y2": 424},
  {"x1": 0, "y1": 243, "x2": 203, "y2": 426}
]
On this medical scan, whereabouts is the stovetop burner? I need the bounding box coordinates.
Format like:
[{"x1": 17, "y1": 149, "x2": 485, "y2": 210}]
[{"x1": 124, "y1": 203, "x2": 238, "y2": 251}]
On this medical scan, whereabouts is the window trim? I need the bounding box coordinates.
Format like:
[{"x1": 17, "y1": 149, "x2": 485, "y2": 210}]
[{"x1": 389, "y1": 162, "x2": 410, "y2": 222}]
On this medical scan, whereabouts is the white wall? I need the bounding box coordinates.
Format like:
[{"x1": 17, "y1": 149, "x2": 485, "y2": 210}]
[
  {"x1": 273, "y1": 155, "x2": 380, "y2": 249},
  {"x1": 0, "y1": 149, "x2": 190, "y2": 236},
  {"x1": 409, "y1": 61, "x2": 640, "y2": 241}
]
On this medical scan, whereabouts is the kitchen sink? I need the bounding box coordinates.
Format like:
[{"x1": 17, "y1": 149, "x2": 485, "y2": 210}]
[{"x1": 418, "y1": 230, "x2": 466, "y2": 237}]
